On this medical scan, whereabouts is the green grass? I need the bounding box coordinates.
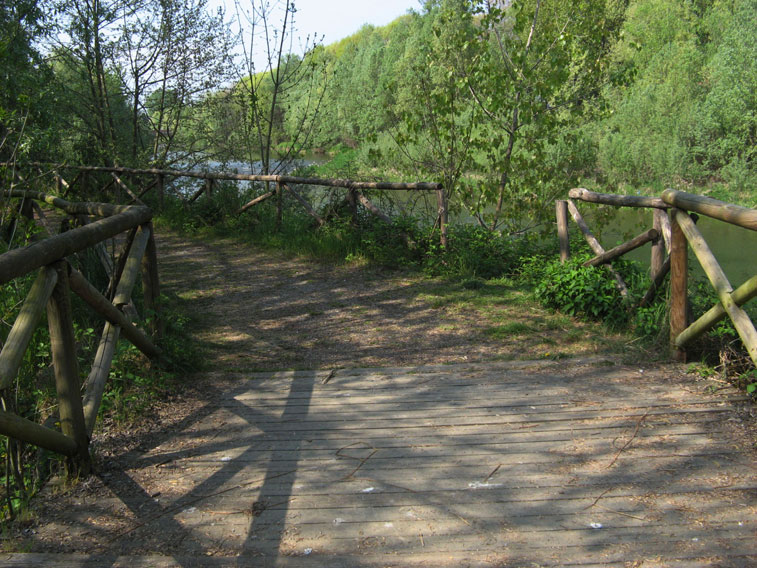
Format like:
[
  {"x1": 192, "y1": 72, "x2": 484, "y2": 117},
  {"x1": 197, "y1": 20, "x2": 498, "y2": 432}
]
[{"x1": 482, "y1": 322, "x2": 533, "y2": 339}]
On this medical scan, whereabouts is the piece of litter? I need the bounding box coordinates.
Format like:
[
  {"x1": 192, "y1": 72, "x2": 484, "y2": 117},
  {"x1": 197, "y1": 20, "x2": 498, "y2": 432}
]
[
  {"x1": 530, "y1": 406, "x2": 536, "y2": 409},
  {"x1": 182, "y1": 507, "x2": 197, "y2": 514},
  {"x1": 219, "y1": 456, "x2": 232, "y2": 462},
  {"x1": 333, "y1": 518, "x2": 345, "y2": 525},
  {"x1": 303, "y1": 548, "x2": 313, "y2": 555},
  {"x1": 361, "y1": 487, "x2": 375, "y2": 493},
  {"x1": 468, "y1": 481, "x2": 504, "y2": 489},
  {"x1": 692, "y1": 537, "x2": 699, "y2": 542},
  {"x1": 384, "y1": 522, "x2": 394, "y2": 528},
  {"x1": 589, "y1": 522, "x2": 603, "y2": 529}
]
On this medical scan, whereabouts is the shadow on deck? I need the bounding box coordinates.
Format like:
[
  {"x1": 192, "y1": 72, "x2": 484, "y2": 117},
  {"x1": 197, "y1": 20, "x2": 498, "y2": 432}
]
[{"x1": 6, "y1": 358, "x2": 756, "y2": 567}]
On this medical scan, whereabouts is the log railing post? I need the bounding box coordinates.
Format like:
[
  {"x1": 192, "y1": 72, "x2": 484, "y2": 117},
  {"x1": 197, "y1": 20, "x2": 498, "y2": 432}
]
[
  {"x1": 673, "y1": 209, "x2": 757, "y2": 366},
  {"x1": 651, "y1": 208, "x2": 665, "y2": 278},
  {"x1": 46, "y1": 262, "x2": 90, "y2": 474},
  {"x1": 437, "y1": 187, "x2": 448, "y2": 248},
  {"x1": 347, "y1": 188, "x2": 359, "y2": 225},
  {"x1": 669, "y1": 208, "x2": 688, "y2": 361},
  {"x1": 141, "y1": 222, "x2": 162, "y2": 338},
  {"x1": 157, "y1": 174, "x2": 164, "y2": 208},
  {"x1": 276, "y1": 181, "x2": 283, "y2": 231},
  {"x1": 556, "y1": 200, "x2": 570, "y2": 263}
]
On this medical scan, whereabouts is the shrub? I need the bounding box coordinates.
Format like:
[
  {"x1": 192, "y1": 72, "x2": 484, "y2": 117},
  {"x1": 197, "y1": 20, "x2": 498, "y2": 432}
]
[
  {"x1": 422, "y1": 224, "x2": 518, "y2": 280},
  {"x1": 532, "y1": 255, "x2": 634, "y2": 328}
]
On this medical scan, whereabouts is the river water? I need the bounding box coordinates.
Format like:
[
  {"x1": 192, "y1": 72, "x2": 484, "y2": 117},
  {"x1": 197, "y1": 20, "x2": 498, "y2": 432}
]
[{"x1": 583, "y1": 206, "x2": 757, "y2": 287}]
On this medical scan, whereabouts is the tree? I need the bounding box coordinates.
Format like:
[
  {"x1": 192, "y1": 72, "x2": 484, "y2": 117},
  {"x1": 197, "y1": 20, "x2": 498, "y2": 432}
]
[
  {"x1": 593, "y1": 0, "x2": 756, "y2": 192},
  {"x1": 51, "y1": 0, "x2": 125, "y2": 165},
  {"x1": 141, "y1": 0, "x2": 233, "y2": 167},
  {"x1": 391, "y1": 1, "x2": 480, "y2": 239},
  {"x1": 0, "y1": 0, "x2": 55, "y2": 161},
  {"x1": 468, "y1": 0, "x2": 627, "y2": 231},
  {"x1": 229, "y1": 0, "x2": 326, "y2": 175}
]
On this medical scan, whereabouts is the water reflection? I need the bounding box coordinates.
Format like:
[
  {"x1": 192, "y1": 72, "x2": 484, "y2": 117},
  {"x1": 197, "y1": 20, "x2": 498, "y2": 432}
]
[{"x1": 586, "y1": 207, "x2": 757, "y2": 286}]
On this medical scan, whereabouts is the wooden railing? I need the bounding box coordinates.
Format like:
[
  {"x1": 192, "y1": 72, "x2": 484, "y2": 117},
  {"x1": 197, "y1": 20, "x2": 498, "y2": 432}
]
[
  {"x1": 0, "y1": 190, "x2": 161, "y2": 473},
  {"x1": 0, "y1": 162, "x2": 442, "y2": 474},
  {"x1": 4, "y1": 163, "x2": 447, "y2": 245},
  {"x1": 558, "y1": 188, "x2": 757, "y2": 367}
]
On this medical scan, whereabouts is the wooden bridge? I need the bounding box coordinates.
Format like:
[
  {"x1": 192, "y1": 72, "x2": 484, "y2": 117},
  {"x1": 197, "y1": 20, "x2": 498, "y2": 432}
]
[{"x1": 0, "y1": 173, "x2": 755, "y2": 566}]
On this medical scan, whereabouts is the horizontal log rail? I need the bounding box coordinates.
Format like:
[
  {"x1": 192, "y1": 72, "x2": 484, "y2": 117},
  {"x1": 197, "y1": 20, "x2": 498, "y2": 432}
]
[
  {"x1": 569, "y1": 188, "x2": 668, "y2": 209},
  {"x1": 0, "y1": 190, "x2": 162, "y2": 472},
  {"x1": 5, "y1": 161, "x2": 445, "y2": 245},
  {"x1": 0, "y1": 202, "x2": 152, "y2": 286},
  {"x1": 2, "y1": 162, "x2": 442, "y2": 191},
  {"x1": 662, "y1": 189, "x2": 757, "y2": 231},
  {"x1": 562, "y1": 188, "x2": 757, "y2": 368}
]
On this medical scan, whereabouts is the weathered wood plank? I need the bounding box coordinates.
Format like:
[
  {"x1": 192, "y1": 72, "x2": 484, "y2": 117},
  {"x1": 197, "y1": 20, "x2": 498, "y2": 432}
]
[
  {"x1": 17, "y1": 359, "x2": 755, "y2": 566},
  {"x1": 1, "y1": 551, "x2": 753, "y2": 568},
  {"x1": 0, "y1": 206, "x2": 152, "y2": 285},
  {"x1": 0, "y1": 267, "x2": 58, "y2": 389},
  {"x1": 569, "y1": 187, "x2": 668, "y2": 209},
  {"x1": 185, "y1": 405, "x2": 735, "y2": 434},
  {"x1": 663, "y1": 188, "x2": 757, "y2": 230},
  {"x1": 583, "y1": 228, "x2": 658, "y2": 267}
]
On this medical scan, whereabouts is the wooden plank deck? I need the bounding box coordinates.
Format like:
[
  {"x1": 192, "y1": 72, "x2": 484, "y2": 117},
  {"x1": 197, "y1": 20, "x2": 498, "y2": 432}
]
[{"x1": 5, "y1": 359, "x2": 756, "y2": 566}]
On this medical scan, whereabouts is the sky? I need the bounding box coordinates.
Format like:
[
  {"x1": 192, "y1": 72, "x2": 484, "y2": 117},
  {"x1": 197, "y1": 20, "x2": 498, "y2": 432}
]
[
  {"x1": 284, "y1": 0, "x2": 421, "y2": 44},
  {"x1": 211, "y1": 1, "x2": 422, "y2": 58}
]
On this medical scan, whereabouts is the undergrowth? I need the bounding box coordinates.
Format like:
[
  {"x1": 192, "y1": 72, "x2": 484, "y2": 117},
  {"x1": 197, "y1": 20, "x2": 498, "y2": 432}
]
[{"x1": 0, "y1": 213, "x2": 199, "y2": 523}]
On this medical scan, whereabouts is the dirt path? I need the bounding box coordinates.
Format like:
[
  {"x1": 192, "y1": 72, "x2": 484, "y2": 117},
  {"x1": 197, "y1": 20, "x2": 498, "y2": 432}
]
[{"x1": 156, "y1": 231, "x2": 628, "y2": 373}]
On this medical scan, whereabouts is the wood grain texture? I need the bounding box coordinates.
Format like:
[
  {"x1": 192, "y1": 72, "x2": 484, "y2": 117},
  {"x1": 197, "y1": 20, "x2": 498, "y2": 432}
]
[{"x1": 16, "y1": 360, "x2": 756, "y2": 566}]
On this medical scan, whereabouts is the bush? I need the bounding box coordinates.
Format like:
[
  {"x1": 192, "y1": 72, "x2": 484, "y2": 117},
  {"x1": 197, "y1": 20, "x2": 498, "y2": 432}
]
[
  {"x1": 422, "y1": 224, "x2": 520, "y2": 279},
  {"x1": 533, "y1": 255, "x2": 633, "y2": 327}
]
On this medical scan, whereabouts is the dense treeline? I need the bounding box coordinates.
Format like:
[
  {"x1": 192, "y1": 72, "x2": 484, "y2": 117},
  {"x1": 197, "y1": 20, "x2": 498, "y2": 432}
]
[
  {"x1": 1, "y1": 0, "x2": 755, "y2": 227},
  {"x1": 195, "y1": 0, "x2": 756, "y2": 229}
]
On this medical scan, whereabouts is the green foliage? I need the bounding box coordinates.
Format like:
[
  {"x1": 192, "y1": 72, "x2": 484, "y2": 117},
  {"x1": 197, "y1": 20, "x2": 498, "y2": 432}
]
[
  {"x1": 741, "y1": 370, "x2": 757, "y2": 396},
  {"x1": 0, "y1": 0, "x2": 58, "y2": 161},
  {"x1": 422, "y1": 224, "x2": 517, "y2": 279},
  {"x1": 529, "y1": 254, "x2": 633, "y2": 327},
  {"x1": 595, "y1": 0, "x2": 756, "y2": 192}
]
